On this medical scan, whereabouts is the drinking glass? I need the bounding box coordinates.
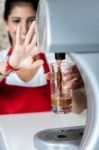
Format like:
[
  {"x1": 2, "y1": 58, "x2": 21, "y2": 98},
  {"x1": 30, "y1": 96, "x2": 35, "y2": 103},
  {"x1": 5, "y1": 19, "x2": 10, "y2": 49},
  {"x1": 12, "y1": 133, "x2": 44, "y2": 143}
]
[{"x1": 50, "y1": 61, "x2": 72, "y2": 113}]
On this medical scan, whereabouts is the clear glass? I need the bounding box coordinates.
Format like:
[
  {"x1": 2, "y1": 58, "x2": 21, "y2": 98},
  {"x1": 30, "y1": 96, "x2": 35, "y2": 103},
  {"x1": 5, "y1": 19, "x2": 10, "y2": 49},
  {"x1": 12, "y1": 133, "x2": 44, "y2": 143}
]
[{"x1": 50, "y1": 61, "x2": 72, "y2": 114}]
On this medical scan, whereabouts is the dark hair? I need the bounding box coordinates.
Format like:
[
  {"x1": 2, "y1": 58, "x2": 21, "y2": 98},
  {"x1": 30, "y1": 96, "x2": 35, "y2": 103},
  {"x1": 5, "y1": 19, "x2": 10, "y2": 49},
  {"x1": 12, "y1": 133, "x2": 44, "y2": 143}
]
[
  {"x1": 4, "y1": 0, "x2": 39, "y2": 21},
  {"x1": 3, "y1": 0, "x2": 39, "y2": 46}
]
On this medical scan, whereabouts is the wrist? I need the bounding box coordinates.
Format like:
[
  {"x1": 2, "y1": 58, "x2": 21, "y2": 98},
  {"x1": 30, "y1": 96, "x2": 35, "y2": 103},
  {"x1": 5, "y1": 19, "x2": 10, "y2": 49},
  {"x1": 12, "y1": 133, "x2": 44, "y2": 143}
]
[
  {"x1": 0, "y1": 56, "x2": 19, "y2": 77},
  {"x1": 6, "y1": 56, "x2": 19, "y2": 71}
]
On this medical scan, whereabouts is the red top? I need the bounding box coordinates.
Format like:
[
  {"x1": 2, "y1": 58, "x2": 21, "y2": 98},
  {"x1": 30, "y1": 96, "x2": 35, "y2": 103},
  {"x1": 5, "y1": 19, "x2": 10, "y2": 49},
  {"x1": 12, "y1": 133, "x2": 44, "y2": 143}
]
[{"x1": 0, "y1": 51, "x2": 51, "y2": 114}]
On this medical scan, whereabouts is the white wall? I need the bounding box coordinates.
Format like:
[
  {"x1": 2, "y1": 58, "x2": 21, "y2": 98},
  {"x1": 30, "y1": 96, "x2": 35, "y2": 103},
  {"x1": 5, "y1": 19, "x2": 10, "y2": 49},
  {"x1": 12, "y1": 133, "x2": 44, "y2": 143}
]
[{"x1": 0, "y1": 0, "x2": 9, "y2": 50}]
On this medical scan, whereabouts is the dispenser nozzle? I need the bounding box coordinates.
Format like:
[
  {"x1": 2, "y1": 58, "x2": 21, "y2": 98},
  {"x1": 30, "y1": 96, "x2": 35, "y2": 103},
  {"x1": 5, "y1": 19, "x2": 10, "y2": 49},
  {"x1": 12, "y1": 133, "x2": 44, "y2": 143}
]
[{"x1": 55, "y1": 53, "x2": 65, "y2": 60}]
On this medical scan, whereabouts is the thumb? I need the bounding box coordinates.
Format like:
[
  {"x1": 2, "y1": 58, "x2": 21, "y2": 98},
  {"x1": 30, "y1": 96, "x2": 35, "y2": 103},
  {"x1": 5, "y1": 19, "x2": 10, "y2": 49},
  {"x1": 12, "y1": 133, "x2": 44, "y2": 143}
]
[{"x1": 44, "y1": 72, "x2": 55, "y2": 80}]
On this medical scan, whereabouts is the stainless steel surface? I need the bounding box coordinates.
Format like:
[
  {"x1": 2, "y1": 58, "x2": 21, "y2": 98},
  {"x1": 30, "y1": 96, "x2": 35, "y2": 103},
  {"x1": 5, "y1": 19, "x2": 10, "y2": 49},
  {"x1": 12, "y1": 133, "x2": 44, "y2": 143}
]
[
  {"x1": 0, "y1": 112, "x2": 86, "y2": 150},
  {"x1": 36, "y1": 0, "x2": 99, "y2": 53},
  {"x1": 70, "y1": 53, "x2": 99, "y2": 150},
  {"x1": 35, "y1": 0, "x2": 99, "y2": 150},
  {"x1": 34, "y1": 126, "x2": 84, "y2": 150}
]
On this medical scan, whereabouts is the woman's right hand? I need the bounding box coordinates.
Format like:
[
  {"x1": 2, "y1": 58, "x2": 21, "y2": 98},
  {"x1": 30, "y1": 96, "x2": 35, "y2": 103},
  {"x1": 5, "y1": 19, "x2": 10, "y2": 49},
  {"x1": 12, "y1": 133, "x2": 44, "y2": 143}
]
[{"x1": 9, "y1": 21, "x2": 44, "y2": 70}]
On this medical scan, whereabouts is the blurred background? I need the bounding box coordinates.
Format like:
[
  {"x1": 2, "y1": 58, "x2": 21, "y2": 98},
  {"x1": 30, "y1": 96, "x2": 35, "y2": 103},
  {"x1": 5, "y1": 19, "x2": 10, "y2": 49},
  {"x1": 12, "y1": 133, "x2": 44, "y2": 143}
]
[{"x1": 0, "y1": 0, "x2": 9, "y2": 50}]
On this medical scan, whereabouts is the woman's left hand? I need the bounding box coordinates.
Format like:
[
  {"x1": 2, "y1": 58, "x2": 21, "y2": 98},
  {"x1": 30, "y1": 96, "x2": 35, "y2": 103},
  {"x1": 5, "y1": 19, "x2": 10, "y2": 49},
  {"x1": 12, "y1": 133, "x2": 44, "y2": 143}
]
[
  {"x1": 9, "y1": 21, "x2": 44, "y2": 70},
  {"x1": 45, "y1": 64, "x2": 84, "y2": 90},
  {"x1": 63, "y1": 65, "x2": 84, "y2": 90}
]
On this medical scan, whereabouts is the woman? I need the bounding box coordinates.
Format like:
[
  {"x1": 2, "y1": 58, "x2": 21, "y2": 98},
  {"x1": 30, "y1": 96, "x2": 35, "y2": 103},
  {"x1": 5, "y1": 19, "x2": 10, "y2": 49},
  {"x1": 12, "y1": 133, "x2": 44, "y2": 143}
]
[
  {"x1": 0, "y1": 0, "x2": 86, "y2": 114},
  {"x1": 0, "y1": 0, "x2": 52, "y2": 114}
]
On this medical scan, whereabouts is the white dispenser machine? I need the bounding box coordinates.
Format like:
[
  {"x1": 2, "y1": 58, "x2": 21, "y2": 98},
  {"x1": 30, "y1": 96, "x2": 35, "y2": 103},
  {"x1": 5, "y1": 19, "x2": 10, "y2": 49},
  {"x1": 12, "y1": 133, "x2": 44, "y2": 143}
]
[{"x1": 34, "y1": 0, "x2": 99, "y2": 150}]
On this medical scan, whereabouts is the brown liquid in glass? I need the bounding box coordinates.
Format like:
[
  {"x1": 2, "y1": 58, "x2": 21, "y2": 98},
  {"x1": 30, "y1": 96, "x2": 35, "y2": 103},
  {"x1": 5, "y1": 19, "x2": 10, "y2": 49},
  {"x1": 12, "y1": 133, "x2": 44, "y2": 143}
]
[
  {"x1": 57, "y1": 63, "x2": 63, "y2": 97},
  {"x1": 51, "y1": 95, "x2": 72, "y2": 107}
]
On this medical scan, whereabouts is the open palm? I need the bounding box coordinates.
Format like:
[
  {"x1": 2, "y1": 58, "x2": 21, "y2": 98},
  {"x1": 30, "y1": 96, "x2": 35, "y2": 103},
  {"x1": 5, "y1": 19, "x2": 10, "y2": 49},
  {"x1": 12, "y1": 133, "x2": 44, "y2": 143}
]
[{"x1": 9, "y1": 22, "x2": 44, "y2": 70}]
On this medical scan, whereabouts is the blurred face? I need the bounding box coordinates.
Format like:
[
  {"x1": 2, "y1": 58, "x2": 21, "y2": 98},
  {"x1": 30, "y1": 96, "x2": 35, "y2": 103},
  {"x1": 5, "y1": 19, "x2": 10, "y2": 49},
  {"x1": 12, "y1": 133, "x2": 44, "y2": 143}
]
[{"x1": 4, "y1": 3, "x2": 36, "y2": 47}]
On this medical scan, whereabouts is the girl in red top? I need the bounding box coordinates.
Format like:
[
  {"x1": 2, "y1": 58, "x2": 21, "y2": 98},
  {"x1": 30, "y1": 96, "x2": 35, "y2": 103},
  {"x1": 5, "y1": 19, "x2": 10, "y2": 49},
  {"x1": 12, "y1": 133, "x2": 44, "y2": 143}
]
[
  {"x1": 0, "y1": 0, "x2": 52, "y2": 114},
  {"x1": 0, "y1": 0, "x2": 86, "y2": 114}
]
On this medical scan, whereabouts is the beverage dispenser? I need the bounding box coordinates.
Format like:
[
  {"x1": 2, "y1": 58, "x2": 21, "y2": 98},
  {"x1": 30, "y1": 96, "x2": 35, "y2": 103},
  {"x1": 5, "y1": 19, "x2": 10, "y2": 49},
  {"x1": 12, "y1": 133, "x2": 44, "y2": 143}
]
[{"x1": 34, "y1": 0, "x2": 99, "y2": 149}]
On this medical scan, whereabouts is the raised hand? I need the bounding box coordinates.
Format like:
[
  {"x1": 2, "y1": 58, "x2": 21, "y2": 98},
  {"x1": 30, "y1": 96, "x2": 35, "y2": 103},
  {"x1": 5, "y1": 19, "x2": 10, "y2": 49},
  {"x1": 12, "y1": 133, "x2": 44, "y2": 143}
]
[{"x1": 9, "y1": 21, "x2": 44, "y2": 70}]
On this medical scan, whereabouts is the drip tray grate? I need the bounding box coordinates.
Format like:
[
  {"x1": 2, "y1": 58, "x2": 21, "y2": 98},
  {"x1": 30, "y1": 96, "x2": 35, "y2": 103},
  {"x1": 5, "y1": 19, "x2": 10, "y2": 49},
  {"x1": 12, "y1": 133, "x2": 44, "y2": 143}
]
[{"x1": 35, "y1": 127, "x2": 84, "y2": 142}]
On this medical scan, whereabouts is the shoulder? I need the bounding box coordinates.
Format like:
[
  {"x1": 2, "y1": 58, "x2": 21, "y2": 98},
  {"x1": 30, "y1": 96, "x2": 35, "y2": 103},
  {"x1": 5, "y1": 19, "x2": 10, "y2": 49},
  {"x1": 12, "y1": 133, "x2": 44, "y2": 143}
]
[{"x1": 0, "y1": 49, "x2": 8, "y2": 61}]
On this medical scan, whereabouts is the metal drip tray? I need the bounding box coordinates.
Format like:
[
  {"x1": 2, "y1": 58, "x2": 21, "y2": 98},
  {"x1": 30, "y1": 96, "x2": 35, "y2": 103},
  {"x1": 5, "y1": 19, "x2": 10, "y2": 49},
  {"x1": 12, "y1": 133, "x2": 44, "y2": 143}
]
[{"x1": 34, "y1": 126, "x2": 84, "y2": 150}]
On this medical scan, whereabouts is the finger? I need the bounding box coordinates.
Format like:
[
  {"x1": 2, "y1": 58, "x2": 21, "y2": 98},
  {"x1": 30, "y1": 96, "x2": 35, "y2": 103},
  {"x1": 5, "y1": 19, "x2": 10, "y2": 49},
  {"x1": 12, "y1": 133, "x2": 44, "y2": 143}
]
[
  {"x1": 63, "y1": 78, "x2": 78, "y2": 90},
  {"x1": 31, "y1": 59, "x2": 44, "y2": 69},
  {"x1": 16, "y1": 25, "x2": 21, "y2": 45},
  {"x1": 28, "y1": 34, "x2": 36, "y2": 51},
  {"x1": 24, "y1": 21, "x2": 35, "y2": 45},
  {"x1": 71, "y1": 79, "x2": 84, "y2": 90},
  {"x1": 44, "y1": 73, "x2": 50, "y2": 80},
  {"x1": 70, "y1": 65, "x2": 79, "y2": 72},
  {"x1": 30, "y1": 46, "x2": 41, "y2": 57},
  {"x1": 63, "y1": 65, "x2": 79, "y2": 75},
  {"x1": 30, "y1": 34, "x2": 36, "y2": 47},
  {"x1": 45, "y1": 72, "x2": 55, "y2": 80},
  {"x1": 63, "y1": 73, "x2": 81, "y2": 82},
  {"x1": 63, "y1": 78, "x2": 84, "y2": 90}
]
